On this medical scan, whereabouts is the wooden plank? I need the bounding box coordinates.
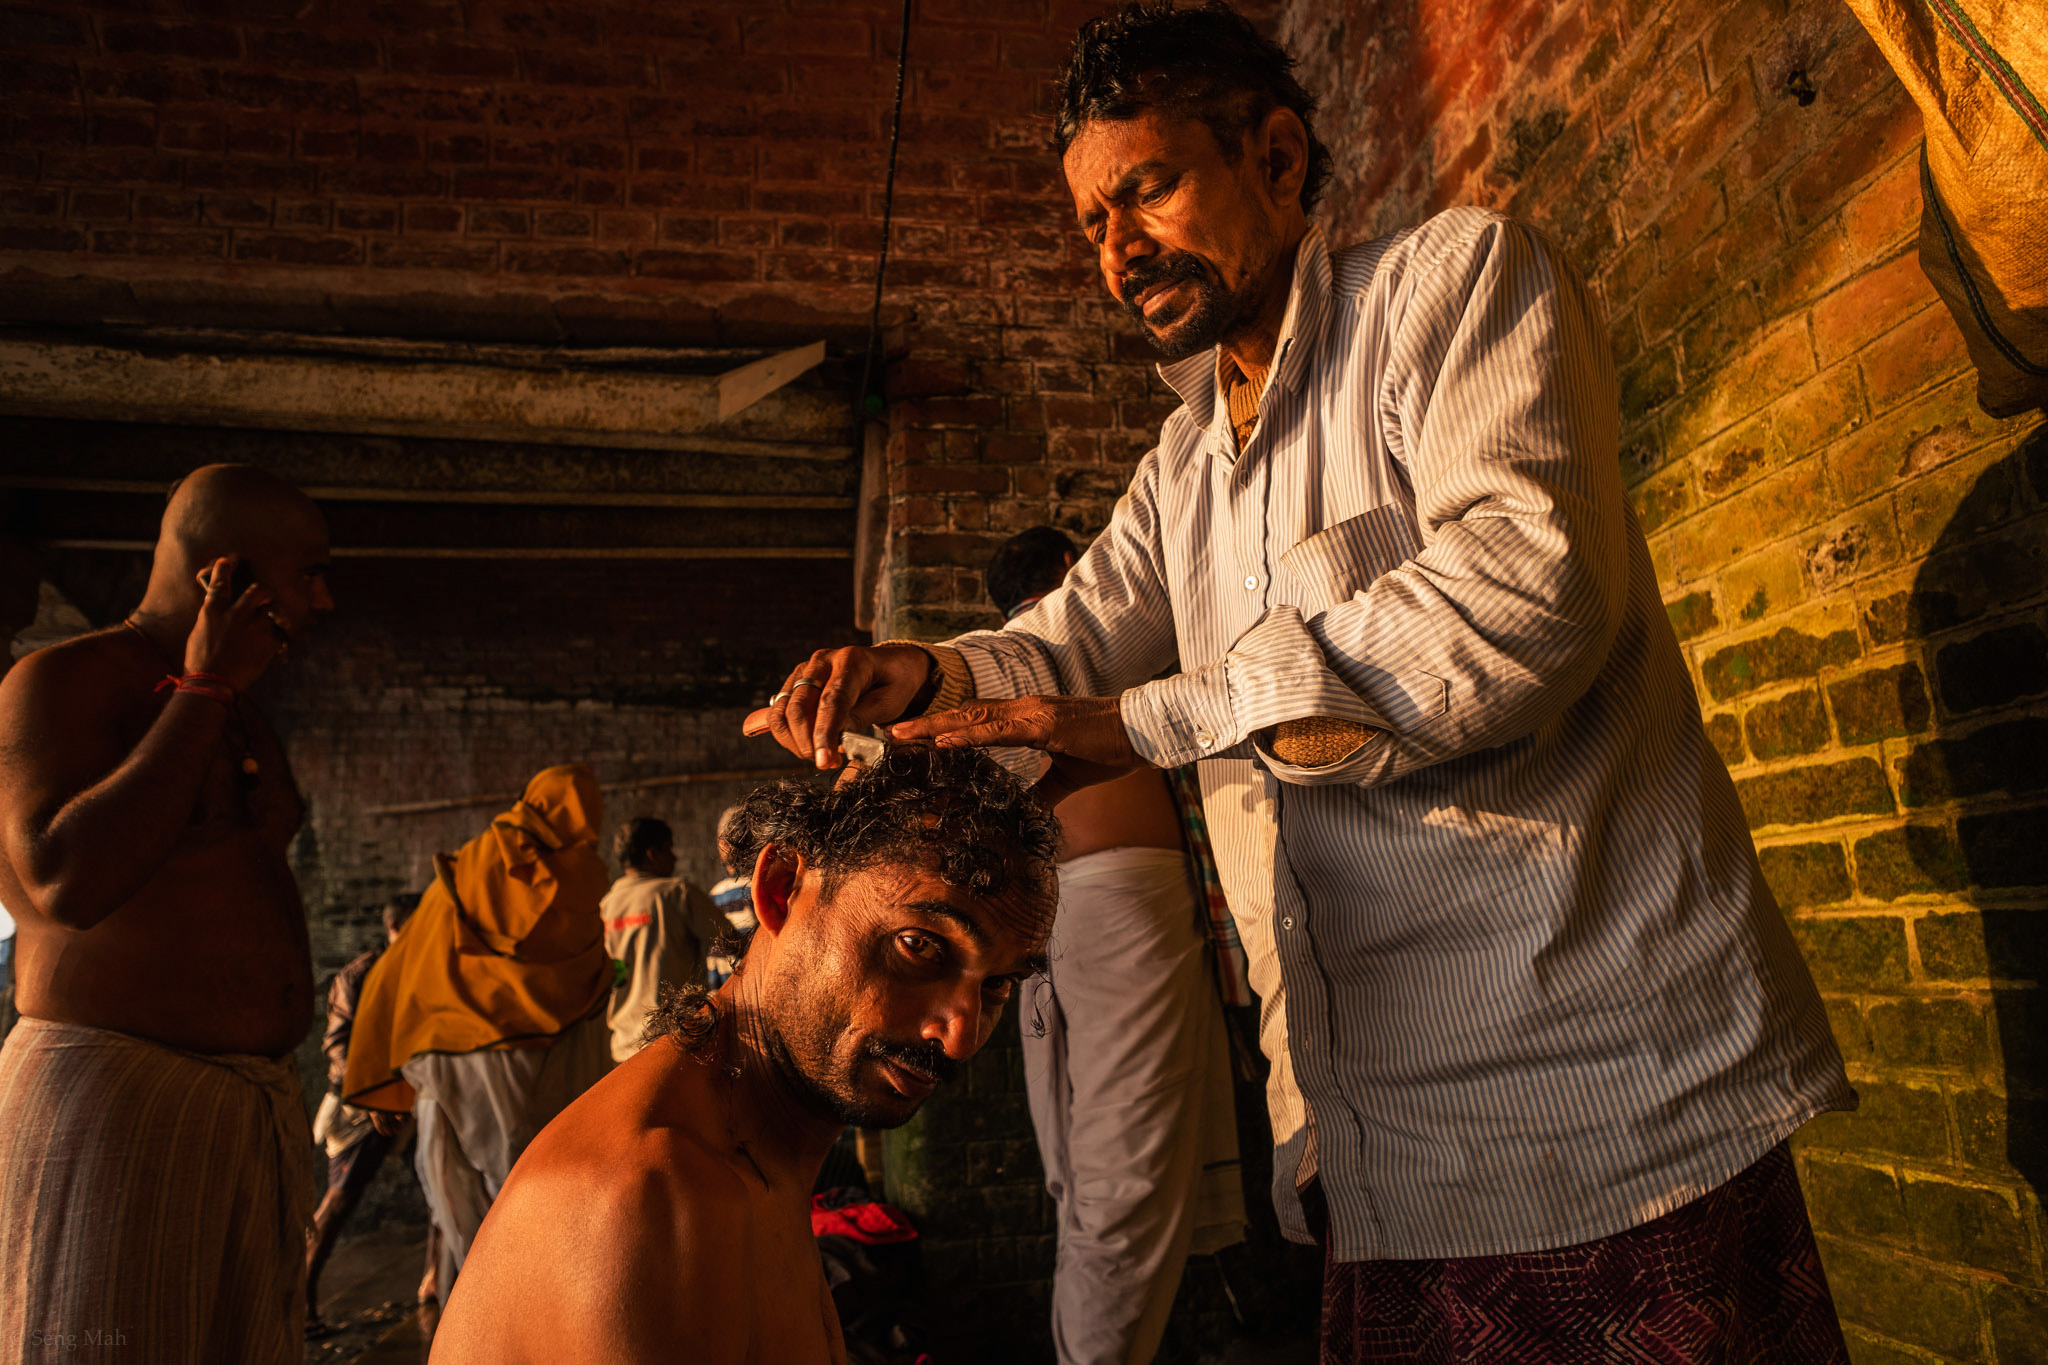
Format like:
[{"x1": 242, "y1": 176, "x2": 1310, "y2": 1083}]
[
  {"x1": 43, "y1": 540, "x2": 853, "y2": 560},
  {"x1": 717, "y1": 340, "x2": 829, "y2": 422},
  {"x1": 0, "y1": 475, "x2": 853, "y2": 511},
  {"x1": 364, "y1": 766, "x2": 808, "y2": 817},
  {"x1": 0, "y1": 334, "x2": 851, "y2": 459}
]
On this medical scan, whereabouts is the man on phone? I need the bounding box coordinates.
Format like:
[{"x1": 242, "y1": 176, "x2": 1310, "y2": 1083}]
[{"x1": 0, "y1": 464, "x2": 334, "y2": 1364}]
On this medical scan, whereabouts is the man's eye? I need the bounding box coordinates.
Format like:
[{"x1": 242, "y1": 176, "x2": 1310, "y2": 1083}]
[
  {"x1": 984, "y1": 976, "x2": 1017, "y2": 1001},
  {"x1": 897, "y1": 933, "x2": 943, "y2": 963},
  {"x1": 1140, "y1": 179, "x2": 1175, "y2": 205}
]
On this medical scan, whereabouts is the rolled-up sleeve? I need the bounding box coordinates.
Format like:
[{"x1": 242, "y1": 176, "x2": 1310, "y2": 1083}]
[{"x1": 1122, "y1": 217, "x2": 1626, "y2": 783}]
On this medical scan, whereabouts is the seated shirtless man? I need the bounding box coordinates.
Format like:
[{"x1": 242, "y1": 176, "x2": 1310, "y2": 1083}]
[
  {"x1": 432, "y1": 744, "x2": 1059, "y2": 1364},
  {"x1": 0, "y1": 464, "x2": 333, "y2": 1364}
]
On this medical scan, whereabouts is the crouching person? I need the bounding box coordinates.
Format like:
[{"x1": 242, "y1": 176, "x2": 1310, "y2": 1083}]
[{"x1": 431, "y1": 745, "x2": 1059, "y2": 1364}]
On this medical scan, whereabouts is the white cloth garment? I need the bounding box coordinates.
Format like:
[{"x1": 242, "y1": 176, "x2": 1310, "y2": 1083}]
[
  {"x1": 943, "y1": 211, "x2": 1853, "y2": 1259},
  {"x1": 1023, "y1": 845, "x2": 1245, "y2": 1365},
  {"x1": 403, "y1": 1010, "x2": 611, "y2": 1290},
  {"x1": 601, "y1": 871, "x2": 726, "y2": 1063}
]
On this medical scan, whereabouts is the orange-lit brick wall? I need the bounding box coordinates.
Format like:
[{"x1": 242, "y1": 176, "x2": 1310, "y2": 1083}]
[{"x1": 1280, "y1": 0, "x2": 2046, "y2": 1357}]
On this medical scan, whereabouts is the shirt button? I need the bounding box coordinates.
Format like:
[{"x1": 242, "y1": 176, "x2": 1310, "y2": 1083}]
[
  {"x1": 1243, "y1": 574, "x2": 1258, "y2": 591},
  {"x1": 1281, "y1": 916, "x2": 1295, "y2": 930},
  {"x1": 1196, "y1": 732, "x2": 1214, "y2": 750}
]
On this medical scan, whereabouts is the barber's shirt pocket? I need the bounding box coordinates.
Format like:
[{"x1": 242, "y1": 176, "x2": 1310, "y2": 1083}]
[{"x1": 1277, "y1": 503, "x2": 1424, "y2": 617}]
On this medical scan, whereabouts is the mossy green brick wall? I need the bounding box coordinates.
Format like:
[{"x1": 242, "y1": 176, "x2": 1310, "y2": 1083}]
[{"x1": 1282, "y1": 0, "x2": 2047, "y2": 1358}]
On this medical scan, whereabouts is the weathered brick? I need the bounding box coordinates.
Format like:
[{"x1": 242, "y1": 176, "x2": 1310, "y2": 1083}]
[
  {"x1": 1666, "y1": 591, "x2": 1718, "y2": 642},
  {"x1": 1705, "y1": 712, "x2": 1746, "y2": 767},
  {"x1": 1744, "y1": 687, "x2": 1829, "y2": 759},
  {"x1": 1988, "y1": 1285, "x2": 2048, "y2": 1363},
  {"x1": 1868, "y1": 995, "x2": 1992, "y2": 1074},
  {"x1": 1758, "y1": 840, "x2": 1851, "y2": 908},
  {"x1": 1900, "y1": 1175, "x2": 2031, "y2": 1276},
  {"x1": 1897, "y1": 717, "x2": 2048, "y2": 806},
  {"x1": 1958, "y1": 806, "x2": 2048, "y2": 890},
  {"x1": 1736, "y1": 757, "x2": 1894, "y2": 828},
  {"x1": 1813, "y1": 1239, "x2": 1979, "y2": 1360},
  {"x1": 1916, "y1": 912, "x2": 1988, "y2": 982},
  {"x1": 1801, "y1": 1080, "x2": 1950, "y2": 1162},
  {"x1": 1800, "y1": 1157, "x2": 1908, "y2": 1245},
  {"x1": 1787, "y1": 913, "x2": 1907, "y2": 987},
  {"x1": 1809, "y1": 250, "x2": 1938, "y2": 368},
  {"x1": 1853, "y1": 824, "x2": 1965, "y2": 901},
  {"x1": 232, "y1": 233, "x2": 362, "y2": 266},
  {"x1": 1934, "y1": 622, "x2": 2048, "y2": 716},
  {"x1": 1701, "y1": 625, "x2": 1861, "y2": 701},
  {"x1": 1861, "y1": 303, "x2": 1973, "y2": 413},
  {"x1": 1828, "y1": 664, "x2": 1931, "y2": 746}
]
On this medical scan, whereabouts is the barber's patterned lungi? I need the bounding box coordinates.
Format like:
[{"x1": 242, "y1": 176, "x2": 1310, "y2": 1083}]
[{"x1": 1320, "y1": 1143, "x2": 1848, "y2": 1363}]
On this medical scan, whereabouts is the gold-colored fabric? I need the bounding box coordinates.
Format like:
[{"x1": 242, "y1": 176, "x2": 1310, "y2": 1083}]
[
  {"x1": 1220, "y1": 353, "x2": 1270, "y2": 452},
  {"x1": 1267, "y1": 715, "x2": 1374, "y2": 767},
  {"x1": 342, "y1": 764, "x2": 611, "y2": 1112},
  {"x1": 1844, "y1": 0, "x2": 2047, "y2": 415}
]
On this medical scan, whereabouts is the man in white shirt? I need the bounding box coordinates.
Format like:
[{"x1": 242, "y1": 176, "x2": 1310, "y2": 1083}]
[
  {"x1": 749, "y1": 4, "x2": 1854, "y2": 1360},
  {"x1": 601, "y1": 817, "x2": 727, "y2": 1062}
]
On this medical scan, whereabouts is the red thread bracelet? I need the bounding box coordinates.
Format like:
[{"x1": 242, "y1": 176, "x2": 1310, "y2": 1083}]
[{"x1": 155, "y1": 671, "x2": 236, "y2": 705}]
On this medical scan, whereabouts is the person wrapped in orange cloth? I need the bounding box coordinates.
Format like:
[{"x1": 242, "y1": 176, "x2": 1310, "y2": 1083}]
[{"x1": 343, "y1": 764, "x2": 614, "y2": 1297}]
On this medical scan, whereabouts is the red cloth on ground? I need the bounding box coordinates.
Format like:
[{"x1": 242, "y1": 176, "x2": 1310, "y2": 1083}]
[{"x1": 810, "y1": 1194, "x2": 918, "y2": 1245}]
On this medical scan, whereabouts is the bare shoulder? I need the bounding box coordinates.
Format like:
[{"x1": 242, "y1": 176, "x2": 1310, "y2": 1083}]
[
  {"x1": 0, "y1": 632, "x2": 139, "y2": 792},
  {"x1": 0, "y1": 630, "x2": 133, "y2": 724},
  {"x1": 434, "y1": 1064, "x2": 754, "y2": 1363}
]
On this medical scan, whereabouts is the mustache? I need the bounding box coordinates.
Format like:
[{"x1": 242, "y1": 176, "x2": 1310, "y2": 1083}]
[
  {"x1": 864, "y1": 1035, "x2": 961, "y2": 1087},
  {"x1": 1120, "y1": 253, "x2": 1211, "y2": 313}
]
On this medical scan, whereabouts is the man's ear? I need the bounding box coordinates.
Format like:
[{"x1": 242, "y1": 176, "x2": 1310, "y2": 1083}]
[
  {"x1": 1258, "y1": 105, "x2": 1309, "y2": 208},
  {"x1": 751, "y1": 842, "x2": 802, "y2": 936}
]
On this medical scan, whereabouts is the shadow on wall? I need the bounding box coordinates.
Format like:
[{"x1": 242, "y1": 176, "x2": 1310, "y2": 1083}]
[{"x1": 1897, "y1": 425, "x2": 2047, "y2": 1209}]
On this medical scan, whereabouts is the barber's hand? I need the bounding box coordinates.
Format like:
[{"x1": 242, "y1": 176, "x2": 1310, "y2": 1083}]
[
  {"x1": 890, "y1": 695, "x2": 1147, "y2": 807},
  {"x1": 742, "y1": 644, "x2": 935, "y2": 769},
  {"x1": 183, "y1": 556, "x2": 286, "y2": 691}
]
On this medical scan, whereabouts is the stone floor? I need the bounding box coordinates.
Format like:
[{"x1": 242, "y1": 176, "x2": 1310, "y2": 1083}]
[{"x1": 303, "y1": 1226, "x2": 438, "y2": 1365}]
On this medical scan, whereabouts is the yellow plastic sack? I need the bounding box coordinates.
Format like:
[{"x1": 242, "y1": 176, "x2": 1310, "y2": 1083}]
[{"x1": 1848, "y1": 0, "x2": 2048, "y2": 415}]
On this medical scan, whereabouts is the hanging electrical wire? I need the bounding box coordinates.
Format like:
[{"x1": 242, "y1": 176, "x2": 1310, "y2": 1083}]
[{"x1": 855, "y1": 0, "x2": 915, "y2": 426}]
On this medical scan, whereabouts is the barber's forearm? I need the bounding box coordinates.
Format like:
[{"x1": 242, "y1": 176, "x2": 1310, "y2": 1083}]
[{"x1": 21, "y1": 693, "x2": 232, "y2": 929}]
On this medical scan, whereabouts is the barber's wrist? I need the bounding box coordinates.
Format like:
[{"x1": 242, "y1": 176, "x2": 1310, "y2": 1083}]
[{"x1": 874, "y1": 641, "x2": 973, "y2": 719}]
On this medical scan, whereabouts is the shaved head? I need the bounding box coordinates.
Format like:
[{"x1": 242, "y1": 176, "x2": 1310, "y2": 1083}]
[
  {"x1": 159, "y1": 465, "x2": 325, "y2": 575},
  {"x1": 135, "y1": 463, "x2": 333, "y2": 641}
]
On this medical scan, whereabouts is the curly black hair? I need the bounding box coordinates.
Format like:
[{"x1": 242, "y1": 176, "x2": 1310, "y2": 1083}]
[
  {"x1": 643, "y1": 744, "x2": 1062, "y2": 1049},
  {"x1": 1053, "y1": 1, "x2": 1334, "y2": 213}
]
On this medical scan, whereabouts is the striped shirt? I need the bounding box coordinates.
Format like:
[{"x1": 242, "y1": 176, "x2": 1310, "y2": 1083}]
[{"x1": 942, "y1": 210, "x2": 1854, "y2": 1260}]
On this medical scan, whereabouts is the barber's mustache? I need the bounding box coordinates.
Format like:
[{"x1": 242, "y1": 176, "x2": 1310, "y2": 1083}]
[
  {"x1": 1120, "y1": 253, "x2": 1212, "y2": 312},
  {"x1": 865, "y1": 1036, "x2": 961, "y2": 1087}
]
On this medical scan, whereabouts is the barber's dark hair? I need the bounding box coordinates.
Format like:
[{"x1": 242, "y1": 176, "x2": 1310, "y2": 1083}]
[
  {"x1": 1054, "y1": 1, "x2": 1333, "y2": 213},
  {"x1": 614, "y1": 816, "x2": 673, "y2": 871},
  {"x1": 986, "y1": 526, "x2": 1077, "y2": 617},
  {"x1": 643, "y1": 745, "x2": 1061, "y2": 1048}
]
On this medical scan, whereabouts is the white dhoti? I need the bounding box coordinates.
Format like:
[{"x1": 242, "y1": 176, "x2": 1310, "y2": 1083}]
[
  {"x1": 401, "y1": 1010, "x2": 611, "y2": 1291},
  {"x1": 1023, "y1": 845, "x2": 1246, "y2": 1365},
  {"x1": 0, "y1": 1017, "x2": 314, "y2": 1365}
]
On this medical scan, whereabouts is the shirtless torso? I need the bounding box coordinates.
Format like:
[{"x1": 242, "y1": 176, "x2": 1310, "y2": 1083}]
[
  {"x1": 0, "y1": 627, "x2": 313, "y2": 1056},
  {"x1": 1052, "y1": 765, "x2": 1183, "y2": 864},
  {"x1": 432, "y1": 1029, "x2": 847, "y2": 1364},
  {"x1": 0, "y1": 466, "x2": 332, "y2": 1059}
]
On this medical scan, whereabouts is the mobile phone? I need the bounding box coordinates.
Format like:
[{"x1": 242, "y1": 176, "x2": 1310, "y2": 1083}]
[{"x1": 230, "y1": 559, "x2": 259, "y2": 597}]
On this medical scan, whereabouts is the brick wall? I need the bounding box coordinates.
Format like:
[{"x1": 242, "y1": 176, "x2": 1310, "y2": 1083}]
[
  {"x1": 1277, "y1": 0, "x2": 2047, "y2": 1357},
  {"x1": 0, "y1": 0, "x2": 1271, "y2": 1344},
  {"x1": 17, "y1": 0, "x2": 2040, "y2": 1356}
]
